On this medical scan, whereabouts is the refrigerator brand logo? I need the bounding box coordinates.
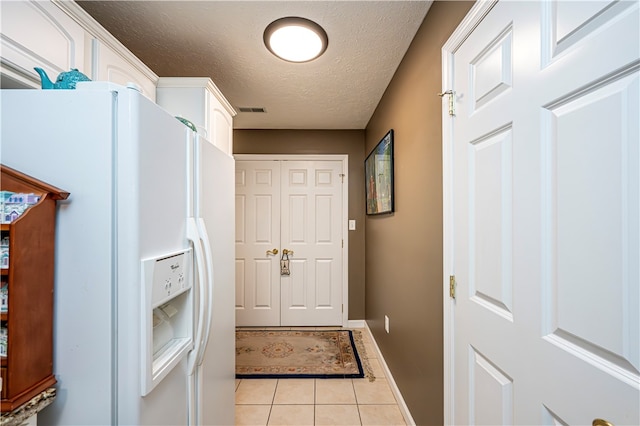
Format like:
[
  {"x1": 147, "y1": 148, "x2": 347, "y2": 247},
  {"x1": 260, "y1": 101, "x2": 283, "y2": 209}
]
[{"x1": 170, "y1": 263, "x2": 180, "y2": 271}]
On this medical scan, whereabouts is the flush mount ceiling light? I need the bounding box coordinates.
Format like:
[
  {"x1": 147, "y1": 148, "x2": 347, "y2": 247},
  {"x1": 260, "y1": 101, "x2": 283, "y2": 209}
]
[{"x1": 264, "y1": 17, "x2": 328, "y2": 63}]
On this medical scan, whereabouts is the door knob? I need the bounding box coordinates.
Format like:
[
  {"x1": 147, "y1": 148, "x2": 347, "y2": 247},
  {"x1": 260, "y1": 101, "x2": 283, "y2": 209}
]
[
  {"x1": 282, "y1": 249, "x2": 294, "y2": 255},
  {"x1": 266, "y1": 248, "x2": 278, "y2": 255},
  {"x1": 593, "y1": 419, "x2": 614, "y2": 426}
]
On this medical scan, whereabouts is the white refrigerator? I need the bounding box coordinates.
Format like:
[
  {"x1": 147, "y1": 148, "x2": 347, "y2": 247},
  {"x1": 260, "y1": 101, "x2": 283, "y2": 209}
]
[{"x1": 0, "y1": 82, "x2": 235, "y2": 425}]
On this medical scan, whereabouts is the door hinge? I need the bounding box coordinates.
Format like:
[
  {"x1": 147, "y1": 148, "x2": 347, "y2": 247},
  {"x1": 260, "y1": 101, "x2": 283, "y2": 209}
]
[
  {"x1": 449, "y1": 275, "x2": 456, "y2": 299},
  {"x1": 342, "y1": 239, "x2": 344, "y2": 248},
  {"x1": 342, "y1": 304, "x2": 344, "y2": 313},
  {"x1": 339, "y1": 173, "x2": 345, "y2": 183},
  {"x1": 438, "y1": 90, "x2": 456, "y2": 116}
]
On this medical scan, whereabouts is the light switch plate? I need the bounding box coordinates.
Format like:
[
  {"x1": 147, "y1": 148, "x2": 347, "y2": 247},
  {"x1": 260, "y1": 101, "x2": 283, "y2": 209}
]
[{"x1": 348, "y1": 219, "x2": 356, "y2": 230}]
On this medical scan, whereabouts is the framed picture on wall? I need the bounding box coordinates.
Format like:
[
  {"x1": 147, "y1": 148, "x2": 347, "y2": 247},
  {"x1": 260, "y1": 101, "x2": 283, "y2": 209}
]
[{"x1": 365, "y1": 129, "x2": 394, "y2": 215}]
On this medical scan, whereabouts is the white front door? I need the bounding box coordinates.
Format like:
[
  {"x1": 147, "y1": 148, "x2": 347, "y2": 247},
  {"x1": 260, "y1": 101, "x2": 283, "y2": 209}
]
[
  {"x1": 280, "y1": 160, "x2": 344, "y2": 326},
  {"x1": 235, "y1": 158, "x2": 345, "y2": 327},
  {"x1": 444, "y1": 1, "x2": 639, "y2": 425},
  {"x1": 235, "y1": 160, "x2": 282, "y2": 326}
]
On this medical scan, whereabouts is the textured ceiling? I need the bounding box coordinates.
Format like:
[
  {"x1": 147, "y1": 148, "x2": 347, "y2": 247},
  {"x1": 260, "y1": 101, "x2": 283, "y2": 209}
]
[{"x1": 77, "y1": 1, "x2": 432, "y2": 129}]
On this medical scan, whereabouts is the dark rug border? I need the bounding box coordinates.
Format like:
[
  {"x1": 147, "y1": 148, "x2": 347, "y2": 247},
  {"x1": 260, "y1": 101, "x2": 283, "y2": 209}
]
[{"x1": 236, "y1": 329, "x2": 365, "y2": 379}]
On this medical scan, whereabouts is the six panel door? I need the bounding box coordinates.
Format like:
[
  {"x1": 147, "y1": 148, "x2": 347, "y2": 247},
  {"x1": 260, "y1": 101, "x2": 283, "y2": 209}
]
[
  {"x1": 235, "y1": 161, "x2": 281, "y2": 326},
  {"x1": 449, "y1": 1, "x2": 639, "y2": 424},
  {"x1": 280, "y1": 161, "x2": 343, "y2": 326}
]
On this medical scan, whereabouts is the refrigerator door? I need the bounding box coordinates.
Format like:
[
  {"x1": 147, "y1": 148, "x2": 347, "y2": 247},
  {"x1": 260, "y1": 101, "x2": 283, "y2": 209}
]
[
  {"x1": 113, "y1": 85, "x2": 191, "y2": 425},
  {"x1": 0, "y1": 85, "x2": 194, "y2": 425},
  {"x1": 1, "y1": 89, "x2": 118, "y2": 425},
  {"x1": 191, "y1": 135, "x2": 236, "y2": 425}
]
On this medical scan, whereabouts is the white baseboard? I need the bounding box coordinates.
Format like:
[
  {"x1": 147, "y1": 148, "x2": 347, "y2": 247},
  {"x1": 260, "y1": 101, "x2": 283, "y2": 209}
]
[
  {"x1": 364, "y1": 322, "x2": 416, "y2": 426},
  {"x1": 347, "y1": 319, "x2": 365, "y2": 328}
]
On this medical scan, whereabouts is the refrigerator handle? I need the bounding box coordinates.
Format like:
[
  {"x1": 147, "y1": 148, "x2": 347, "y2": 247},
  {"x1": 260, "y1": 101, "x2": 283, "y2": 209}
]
[
  {"x1": 195, "y1": 217, "x2": 215, "y2": 366},
  {"x1": 186, "y1": 217, "x2": 207, "y2": 376}
]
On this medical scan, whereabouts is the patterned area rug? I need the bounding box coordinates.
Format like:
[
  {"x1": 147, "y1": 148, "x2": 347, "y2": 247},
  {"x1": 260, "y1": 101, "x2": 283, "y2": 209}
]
[{"x1": 236, "y1": 329, "x2": 370, "y2": 379}]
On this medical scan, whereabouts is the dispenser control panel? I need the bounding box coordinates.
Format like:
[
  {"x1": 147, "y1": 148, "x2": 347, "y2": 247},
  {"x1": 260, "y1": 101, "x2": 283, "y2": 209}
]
[{"x1": 142, "y1": 249, "x2": 191, "y2": 309}]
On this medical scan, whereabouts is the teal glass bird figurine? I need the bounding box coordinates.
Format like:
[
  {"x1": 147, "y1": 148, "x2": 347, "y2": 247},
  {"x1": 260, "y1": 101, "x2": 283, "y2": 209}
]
[
  {"x1": 175, "y1": 116, "x2": 198, "y2": 132},
  {"x1": 34, "y1": 67, "x2": 91, "y2": 90}
]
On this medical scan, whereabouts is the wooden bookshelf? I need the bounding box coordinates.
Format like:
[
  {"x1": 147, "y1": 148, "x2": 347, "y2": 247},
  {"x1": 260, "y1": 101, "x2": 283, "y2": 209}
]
[{"x1": 0, "y1": 164, "x2": 69, "y2": 412}]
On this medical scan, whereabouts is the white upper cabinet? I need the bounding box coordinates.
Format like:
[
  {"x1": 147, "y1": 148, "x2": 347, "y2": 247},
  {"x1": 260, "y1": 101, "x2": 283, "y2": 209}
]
[
  {"x1": 0, "y1": 0, "x2": 157, "y2": 99},
  {"x1": 157, "y1": 78, "x2": 236, "y2": 155},
  {"x1": 0, "y1": 0, "x2": 87, "y2": 88}
]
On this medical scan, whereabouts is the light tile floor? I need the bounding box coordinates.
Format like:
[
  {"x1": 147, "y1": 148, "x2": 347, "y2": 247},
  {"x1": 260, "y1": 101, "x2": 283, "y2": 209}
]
[{"x1": 235, "y1": 327, "x2": 407, "y2": 426}]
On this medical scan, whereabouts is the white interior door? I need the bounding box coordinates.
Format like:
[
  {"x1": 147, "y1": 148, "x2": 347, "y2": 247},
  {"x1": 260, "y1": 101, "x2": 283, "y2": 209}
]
[
  {"x1": 280, "y1": 160, "x2": 344, "y2": 326},
  {"x1": 444, "y1": 1, "x2": 639, "y2": 425},
  {"x1": 235, "y1": 158, "x2": 345, "y2": 327},
  {"x1": 235, "y1": 160, "x2": 281, "y2": 326}
]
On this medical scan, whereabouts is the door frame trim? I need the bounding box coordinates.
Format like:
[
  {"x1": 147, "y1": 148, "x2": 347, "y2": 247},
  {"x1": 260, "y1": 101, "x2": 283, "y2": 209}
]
[
  {"x1": 441, "y1": 1, "x2": 498, "y2": 424},
  {"x1": 235, "y1": 154, "x2": 350, "y2": 327}
]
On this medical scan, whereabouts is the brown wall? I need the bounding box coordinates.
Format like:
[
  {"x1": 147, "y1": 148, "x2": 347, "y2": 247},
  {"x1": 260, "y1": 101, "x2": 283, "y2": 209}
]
[
  {"x1": 233, "y1": 129, "x2": 366, "y2": 319},
  {"x1": 364, "y1": 2, "x2": 474, "y2": 425}
]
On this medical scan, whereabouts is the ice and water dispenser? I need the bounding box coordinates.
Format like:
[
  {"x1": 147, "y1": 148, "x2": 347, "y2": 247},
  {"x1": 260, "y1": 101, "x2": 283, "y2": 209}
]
[{"x1": 141, "y1": 249, "x2": 193, "y2": 396}]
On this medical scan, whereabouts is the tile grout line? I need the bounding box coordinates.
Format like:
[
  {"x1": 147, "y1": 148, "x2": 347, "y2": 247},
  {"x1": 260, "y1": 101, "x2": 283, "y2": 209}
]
[
  {"x1": 313, "y1": 379, "x2": 316, "y2": 425},
  {"x1": 353, "y1": 378, "x2": 364, "y2": 426},
  {"x1": 266, "y1": 379, "x2": 278, "y2": 426}
]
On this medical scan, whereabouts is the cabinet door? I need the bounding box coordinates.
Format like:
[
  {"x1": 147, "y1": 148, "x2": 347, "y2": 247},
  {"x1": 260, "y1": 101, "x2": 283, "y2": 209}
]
[
  {"x1": 91, "y1": 39, "x2": 157, "y2": 101},
  {"x1": 207, "y1": 90, "x2": 234, "y2": 155},
  {"x1": 0, "y1": 0, "x2": 87, "y2": 88}
]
